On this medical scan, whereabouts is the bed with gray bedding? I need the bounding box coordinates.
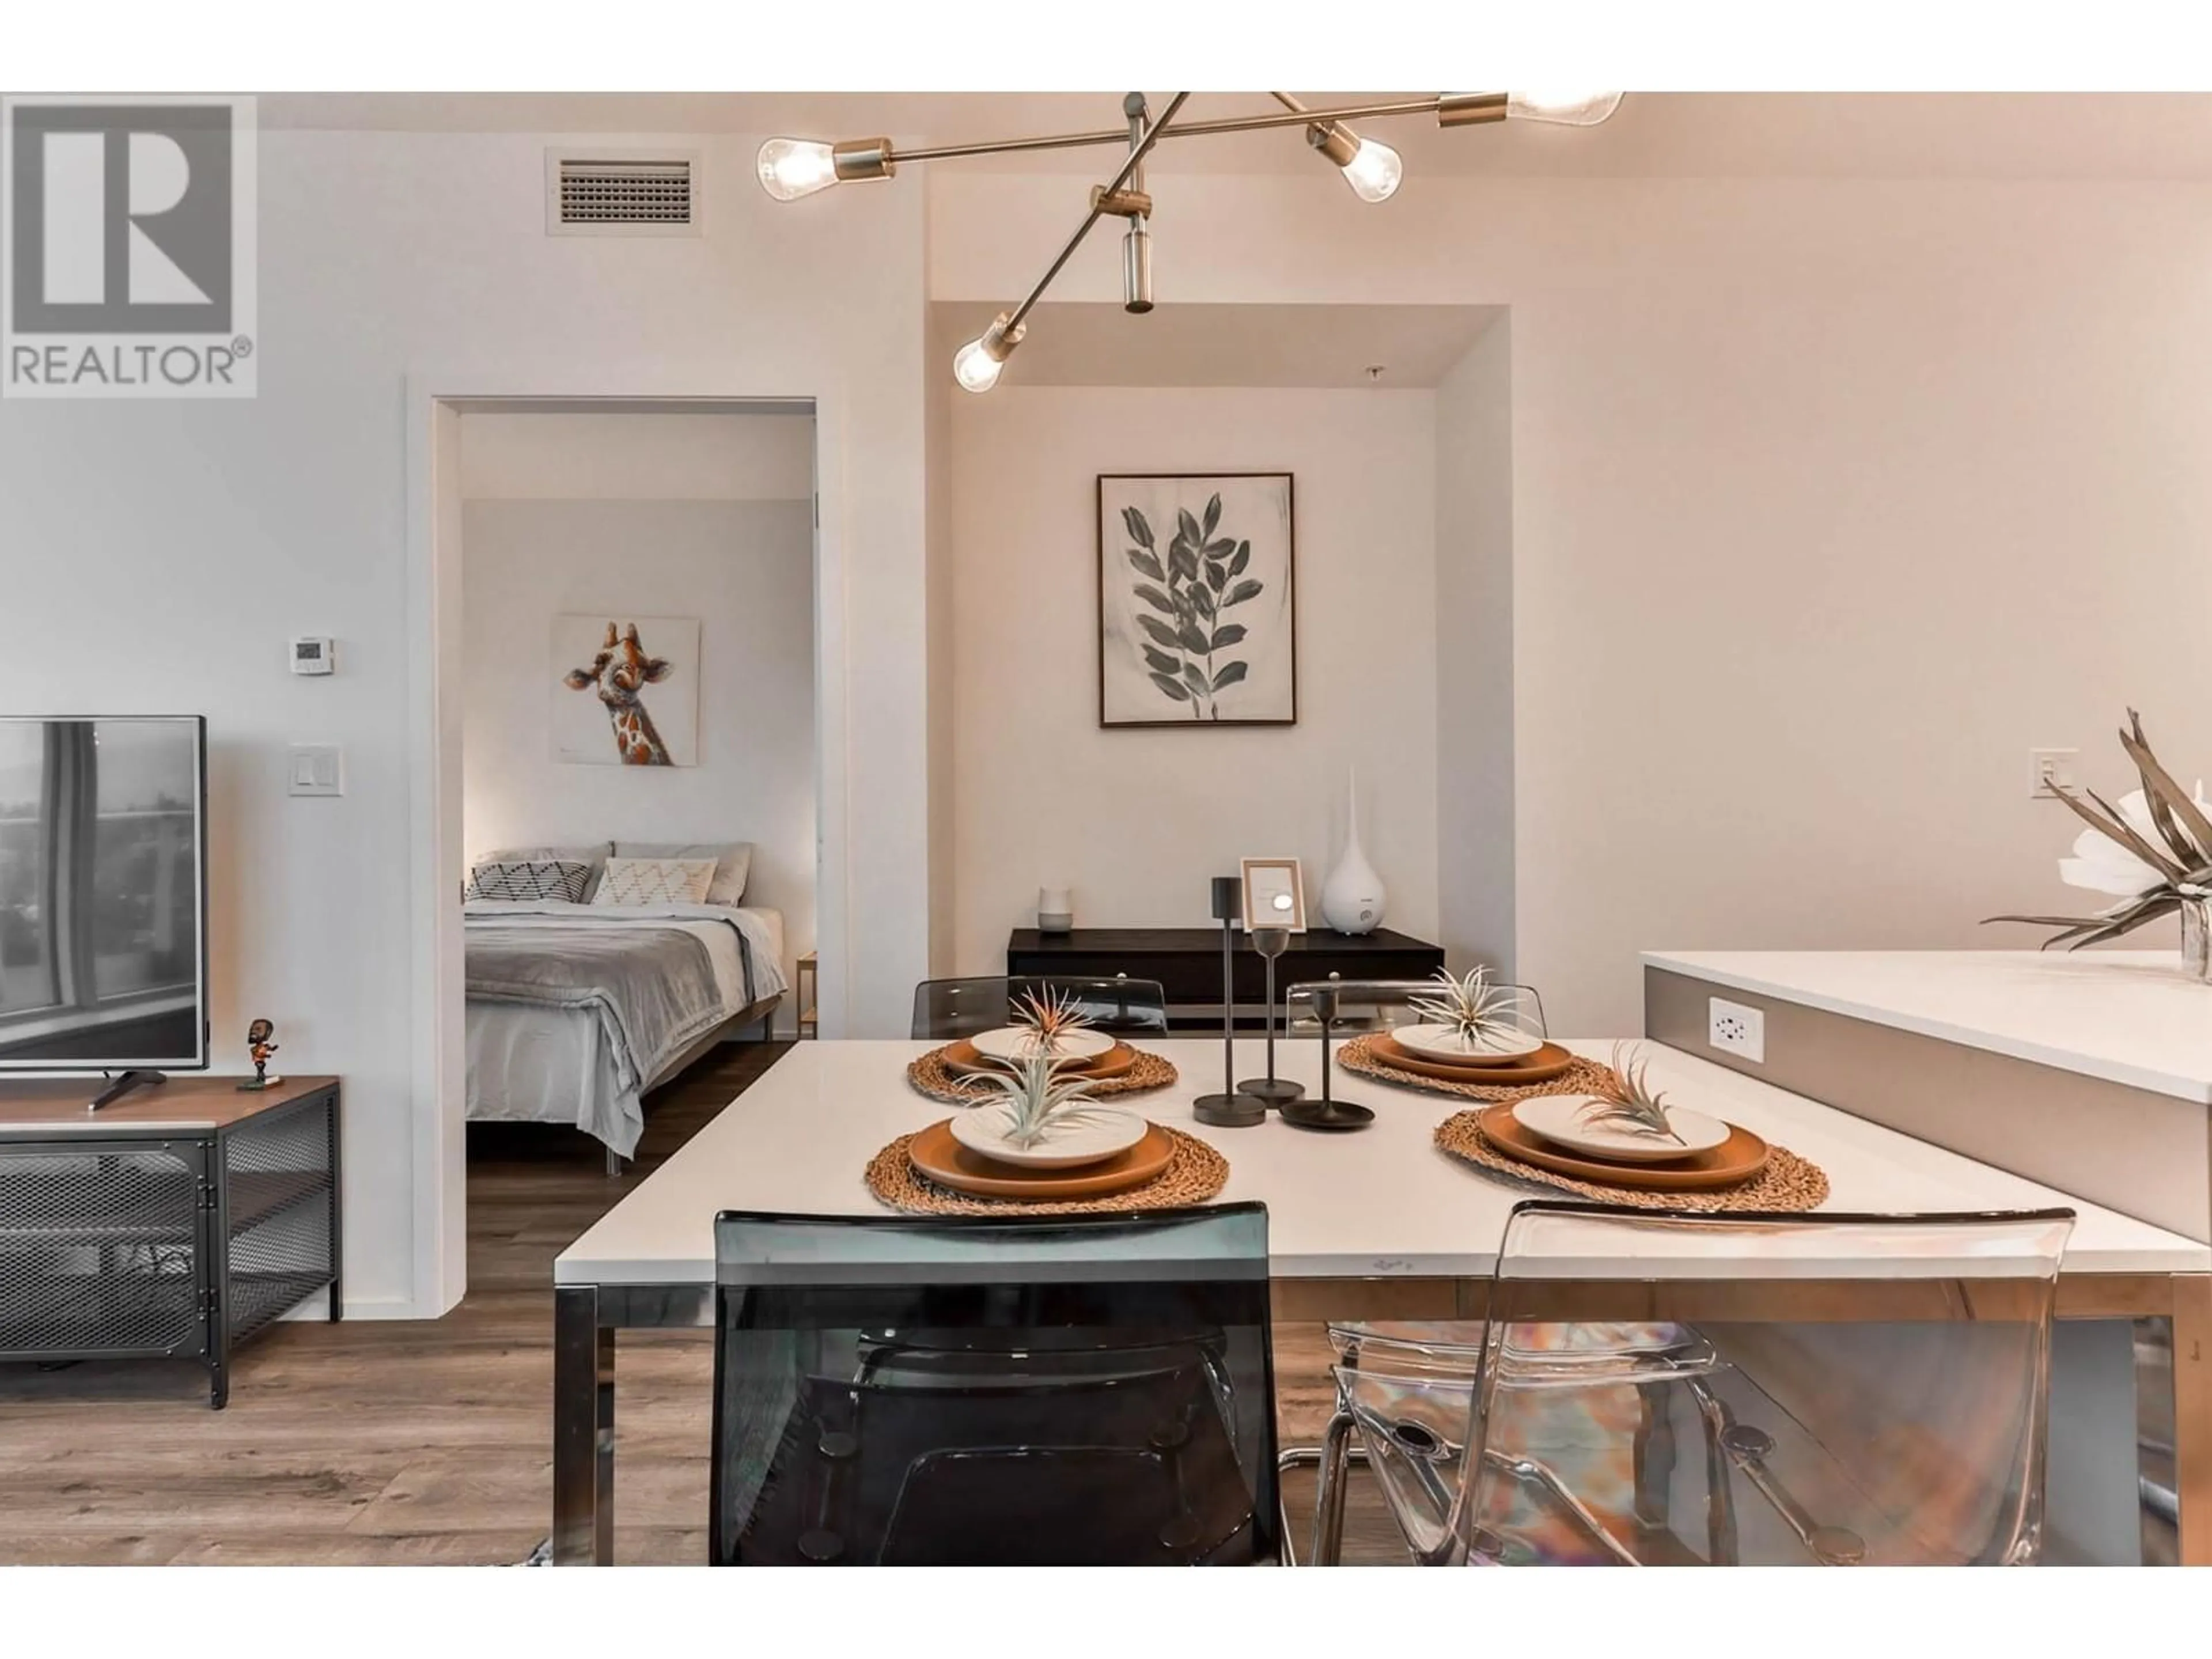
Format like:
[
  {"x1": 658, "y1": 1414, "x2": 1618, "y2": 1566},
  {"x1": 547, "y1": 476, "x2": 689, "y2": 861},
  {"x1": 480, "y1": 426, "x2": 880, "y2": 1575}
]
[{"x1": 463, "y1": 900, "x2": 787, "y2": 1157}]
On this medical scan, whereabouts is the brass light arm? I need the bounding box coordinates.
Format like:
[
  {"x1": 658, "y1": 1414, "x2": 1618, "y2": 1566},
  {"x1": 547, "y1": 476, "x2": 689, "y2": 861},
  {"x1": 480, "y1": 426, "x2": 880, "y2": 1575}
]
[
  {"x1": 883, "y1": 93, "x2": 1456, "y2": 166},
  {"x1": 1002, "y1": 90, "x2": 1190, "y2": 334}
]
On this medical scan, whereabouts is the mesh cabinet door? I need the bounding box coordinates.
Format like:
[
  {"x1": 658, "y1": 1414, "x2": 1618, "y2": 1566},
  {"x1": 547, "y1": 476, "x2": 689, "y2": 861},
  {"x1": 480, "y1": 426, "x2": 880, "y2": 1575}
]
[
  {"x1": 219, "y1": 1097, "x2": 339, "y2": 1342},
  {"x1": 0, "y1": 1138, "x2": 209, "y2": 1361}
]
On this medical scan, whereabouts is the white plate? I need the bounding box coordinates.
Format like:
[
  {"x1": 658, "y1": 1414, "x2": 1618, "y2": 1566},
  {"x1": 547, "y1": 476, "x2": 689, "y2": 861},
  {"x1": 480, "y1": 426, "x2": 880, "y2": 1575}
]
[
  {"x1": 949, "y1": 1105, "x2": 1149, "y2": 1169},
  {"x1": 1391, "y1": 1022, "x2": 1545, "y2": 1063},
  {"x1": 968, "y1": 1025, "x2": 1118, "y2": 1065},
  {"x1": 1510, "y1": 1095, "x2": 1733, "y2": 1164}
]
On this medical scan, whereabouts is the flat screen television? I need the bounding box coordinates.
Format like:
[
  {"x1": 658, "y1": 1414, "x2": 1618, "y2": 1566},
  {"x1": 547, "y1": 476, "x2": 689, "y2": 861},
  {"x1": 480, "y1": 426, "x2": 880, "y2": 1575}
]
[{"x1": 0, "y1": 716, "x2": 209, "y2": 1077}]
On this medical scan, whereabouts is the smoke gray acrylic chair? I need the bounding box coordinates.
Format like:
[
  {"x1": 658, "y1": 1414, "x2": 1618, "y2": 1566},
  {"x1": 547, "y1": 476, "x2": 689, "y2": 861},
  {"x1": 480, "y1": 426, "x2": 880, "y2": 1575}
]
[
  {"x1": 710, "y1": 1203, "x2": 1278, "y2": 1565},
  {"x1": 1319, "y1": 1200, "x2": 2074, "y2": 1566},
  {"x1": 910, "y1": 976, "x2": 1171, "y2": 1041}
]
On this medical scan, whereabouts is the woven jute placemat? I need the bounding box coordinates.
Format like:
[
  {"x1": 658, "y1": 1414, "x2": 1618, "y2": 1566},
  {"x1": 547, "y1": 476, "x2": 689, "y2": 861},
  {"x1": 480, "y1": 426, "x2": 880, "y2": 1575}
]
[
  {"x1": 1337, "y1": 1033, "x2": 1619, "y2": 1104},
  {"x1": 1433, "y1": 1109, "x2": 1831, "y2": 1213},
  {"x1": 906, "y1": 1044, "x2": 1179, "y2": 1106},
  {"x1": 864, "y1": 1124, "x2": 1229, "y2": 1216}
]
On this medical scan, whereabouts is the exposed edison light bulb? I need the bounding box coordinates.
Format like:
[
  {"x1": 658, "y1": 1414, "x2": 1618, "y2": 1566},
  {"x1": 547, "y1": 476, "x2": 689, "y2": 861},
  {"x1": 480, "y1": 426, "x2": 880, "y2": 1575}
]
[
  {"x1": 1338, "y1": 137, "x2": 1404, "y2": 203},
  {"x1": 756, "y1": 138, "x2": 840, "y2": 201},
  {"x1": 952, "y1": 338, "x2": 1007, "y2": 393},
  {"x1": 953, "y1": 313, "x2": 1025, "y2": 394},
  {"x1": 1308, "y1": 121, "x2": 1404, "y2": 204},
  {"x1": 1505, "y1": 92, "x2": 1624, "y2": 127}
]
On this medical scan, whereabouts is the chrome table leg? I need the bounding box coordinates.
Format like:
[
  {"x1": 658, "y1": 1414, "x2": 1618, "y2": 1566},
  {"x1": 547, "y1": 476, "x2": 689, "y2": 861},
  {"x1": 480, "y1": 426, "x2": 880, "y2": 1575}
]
[{"x1": 554, "y1": 1283, "x2": 615, "y2": 1565}]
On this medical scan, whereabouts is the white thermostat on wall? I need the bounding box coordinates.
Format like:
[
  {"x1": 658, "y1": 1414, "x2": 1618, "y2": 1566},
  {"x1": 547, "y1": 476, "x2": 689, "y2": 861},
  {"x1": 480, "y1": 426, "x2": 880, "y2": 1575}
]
[{"x1": 290, "y1": 637, "x2": 335, "y2": 676}]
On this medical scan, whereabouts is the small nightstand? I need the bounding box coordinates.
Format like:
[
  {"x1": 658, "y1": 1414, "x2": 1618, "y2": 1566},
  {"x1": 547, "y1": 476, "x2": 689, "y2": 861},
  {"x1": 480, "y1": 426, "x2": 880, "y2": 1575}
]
[{"x1": 796, "y1": 952, "x2": 818, "y2": 1039}]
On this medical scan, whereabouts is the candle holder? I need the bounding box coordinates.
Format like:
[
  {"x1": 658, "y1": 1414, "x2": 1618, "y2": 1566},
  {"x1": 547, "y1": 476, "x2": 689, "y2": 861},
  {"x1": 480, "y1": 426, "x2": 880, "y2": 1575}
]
[
  {"x1": 1194, "y1": 876, "x2": 1267, "y2": 1128},
  {"x1": 1280, "y1": 979, "x2": 1375, "y2": 1131},
  {"x1": 1237, "y1": 926, "x2": 1304, "y2": 1107}
]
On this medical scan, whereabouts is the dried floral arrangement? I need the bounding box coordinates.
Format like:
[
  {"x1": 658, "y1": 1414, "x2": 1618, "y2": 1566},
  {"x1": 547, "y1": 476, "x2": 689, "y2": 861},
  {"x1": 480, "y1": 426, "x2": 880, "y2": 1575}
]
[
  {"x1": 1012, "y1": 984, "x2": 1098, "y2": 1054},
  {"x1": 1577, "y1": 1044, "x2": 1685, "y2": 1146},
  {"x1": 1408, "y1": 965, "x2": 1531, "y2": 1049},
  {"x1": 959, "y1": 1052, "x2": 1119, "y2": 1150},
  {"x1": 1987, "y1": 710, "x2": 2212, "y2": 949}
]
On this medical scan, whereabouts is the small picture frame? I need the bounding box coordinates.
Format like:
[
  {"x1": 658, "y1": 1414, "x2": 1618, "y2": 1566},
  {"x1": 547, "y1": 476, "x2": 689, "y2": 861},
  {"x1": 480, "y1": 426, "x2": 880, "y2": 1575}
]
[{"x1": 1240, "y1": 857, "x2": 1307, "y2": 934}]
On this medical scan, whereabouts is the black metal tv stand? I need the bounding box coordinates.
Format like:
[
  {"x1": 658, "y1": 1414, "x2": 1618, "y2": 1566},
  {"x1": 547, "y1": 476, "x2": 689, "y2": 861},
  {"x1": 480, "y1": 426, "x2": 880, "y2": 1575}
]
[
  {"x1": 87, "y1": 1069, "x2": 168, "y2": 1112},
  {"x1": 0, "y1": 1076, "x2": 342, "y2": 1408}
]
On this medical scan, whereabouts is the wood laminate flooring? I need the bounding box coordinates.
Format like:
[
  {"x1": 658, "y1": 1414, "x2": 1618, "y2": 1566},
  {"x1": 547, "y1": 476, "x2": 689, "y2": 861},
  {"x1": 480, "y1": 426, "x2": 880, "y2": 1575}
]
[{"x1": 0, "y1": 1044, "x2": 1410, "y2": 1566}]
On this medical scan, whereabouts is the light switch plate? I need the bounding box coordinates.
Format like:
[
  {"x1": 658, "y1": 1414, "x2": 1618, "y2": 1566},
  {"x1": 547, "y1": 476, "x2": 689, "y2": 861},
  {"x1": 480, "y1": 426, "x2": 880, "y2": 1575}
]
[
  {"x1": 2029, "y1": 747, "x2": 2078, "y2": 799},
  {"x1": 288, "y1": 744, "x2": 343, "y2": 797}
]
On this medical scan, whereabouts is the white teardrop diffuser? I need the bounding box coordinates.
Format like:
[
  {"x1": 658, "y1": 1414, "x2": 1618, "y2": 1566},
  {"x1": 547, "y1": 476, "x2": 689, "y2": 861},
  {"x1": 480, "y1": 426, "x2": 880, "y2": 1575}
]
[{"x1": 1320, "y1": 767, "x2": 1387, "y2": 935}]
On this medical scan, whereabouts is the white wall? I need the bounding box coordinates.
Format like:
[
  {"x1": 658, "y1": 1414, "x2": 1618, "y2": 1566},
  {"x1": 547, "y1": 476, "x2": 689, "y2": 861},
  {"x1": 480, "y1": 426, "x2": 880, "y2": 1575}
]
[
  {"x1": 1, "y1": 130, "x2": 928, "y2": 1316},
  {"x1": 460, "y1": 410, "x2": 815, "y2": 501},
  {"x1": 931, "y1": 171, "x2": 2212, "y2": 1033},
  {"x1": 1434, "y1": 316, "x2": 1516, "y2": 979},
  {"x1": 946, "y1": 385, "x2": 1438, "y2": 971}
]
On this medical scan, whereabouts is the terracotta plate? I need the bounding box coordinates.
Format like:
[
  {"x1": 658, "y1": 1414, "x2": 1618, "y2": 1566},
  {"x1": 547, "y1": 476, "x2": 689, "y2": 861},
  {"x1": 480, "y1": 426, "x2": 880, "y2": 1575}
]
[
  {"x1": 907, "y1": 1117, "x2": 1175, "y2": 1200},
  {"x1": 1370, "y1": 1036, "x2": 1577, "y2": 1087},
  {"x1": 1475, "y1": 1103, "x2": 1770, "y2": 1191},
  {"x1": 942, "y1": 1039, "x2": 1140, "y2": 1083}
]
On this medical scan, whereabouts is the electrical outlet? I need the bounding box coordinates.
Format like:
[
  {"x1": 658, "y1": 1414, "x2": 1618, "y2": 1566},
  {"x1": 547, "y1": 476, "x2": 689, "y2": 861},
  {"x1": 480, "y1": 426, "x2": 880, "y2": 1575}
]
[
  {"x1": 1709, "y1": 997, "x2": 1765, "y2": 1063},
  {"x1": 2029, "y1": 748, "x2": 2078, "y2": 800}
]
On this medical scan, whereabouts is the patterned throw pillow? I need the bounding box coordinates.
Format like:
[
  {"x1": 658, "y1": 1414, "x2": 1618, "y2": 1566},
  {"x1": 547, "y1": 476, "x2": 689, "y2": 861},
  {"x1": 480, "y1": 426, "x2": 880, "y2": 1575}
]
[
  {"x1": 591, "y1": 856, "x2": 718, "y2": 906},
  {"x1": 465, "y1": 858, "x2": 593, "y2": 903}
]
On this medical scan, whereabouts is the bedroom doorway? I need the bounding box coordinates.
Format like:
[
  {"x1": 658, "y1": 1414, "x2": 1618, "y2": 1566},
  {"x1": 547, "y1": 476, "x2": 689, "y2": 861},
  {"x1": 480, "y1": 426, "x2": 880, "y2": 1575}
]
[{"x1": 416, "y1": 395, "x2": 824, "y2": 1308}]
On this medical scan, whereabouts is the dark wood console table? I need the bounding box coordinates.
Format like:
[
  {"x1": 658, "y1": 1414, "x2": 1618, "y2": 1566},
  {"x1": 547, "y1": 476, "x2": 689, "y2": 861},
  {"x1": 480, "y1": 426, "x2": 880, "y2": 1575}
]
[
  {"x1": 1007, "y1": 927, "x2": 1445, "y2": 1029},
  {"x1": 0, "y1": 1075, "x2": 342, "y2": 1407}
]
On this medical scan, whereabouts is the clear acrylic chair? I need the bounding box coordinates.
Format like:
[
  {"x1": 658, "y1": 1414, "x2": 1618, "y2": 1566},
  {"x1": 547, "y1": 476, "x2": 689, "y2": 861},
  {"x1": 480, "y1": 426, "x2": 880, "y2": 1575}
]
[
  {"x1": 1274, "y1": 974, "x2": 1547, "y2": 1560},
  {"x1": 910, "y1": 975, "x2": 1171, "y2": 1041},
  {"x1": 1327, "y1": 1199, "x2": 2075, "y2": 1566},
  {"x1": 710, "y1": 1204, "x2": 1278, "y2": 1565}
]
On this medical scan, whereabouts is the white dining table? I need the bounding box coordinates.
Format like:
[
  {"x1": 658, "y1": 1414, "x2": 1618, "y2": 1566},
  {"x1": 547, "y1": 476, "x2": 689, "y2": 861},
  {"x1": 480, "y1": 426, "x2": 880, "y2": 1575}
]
[{"x1": 550, "y1": 1036, "x2": 2212, "y2": 1565}]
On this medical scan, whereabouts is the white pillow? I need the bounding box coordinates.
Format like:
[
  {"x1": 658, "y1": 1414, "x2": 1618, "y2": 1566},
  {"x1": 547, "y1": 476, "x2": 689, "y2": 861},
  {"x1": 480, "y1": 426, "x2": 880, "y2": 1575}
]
[
  {"x1": 611, "y1": 840, "x2": 752, "y2": 906},
  {"x1": 591, "y1": 857, "x2": 717, "y2": 906}
]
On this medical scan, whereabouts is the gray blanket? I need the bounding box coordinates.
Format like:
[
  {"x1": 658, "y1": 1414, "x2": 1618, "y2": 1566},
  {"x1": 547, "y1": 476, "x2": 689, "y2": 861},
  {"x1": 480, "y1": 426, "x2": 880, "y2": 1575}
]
[{"x1": 464, "y1": 923, "x2": 730, "y2": 1097}]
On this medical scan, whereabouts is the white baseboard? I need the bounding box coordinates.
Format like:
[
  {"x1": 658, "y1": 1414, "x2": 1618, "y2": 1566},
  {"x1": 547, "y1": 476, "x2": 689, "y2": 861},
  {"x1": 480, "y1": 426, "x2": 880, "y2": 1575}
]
[{"x1": 277, "y1": 1291, "x2": 425, "y2": 1322}]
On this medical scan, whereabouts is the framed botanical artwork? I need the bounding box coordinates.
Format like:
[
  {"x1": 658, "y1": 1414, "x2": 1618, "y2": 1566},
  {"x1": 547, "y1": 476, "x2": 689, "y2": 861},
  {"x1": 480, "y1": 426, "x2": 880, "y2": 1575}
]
[
  {"x1": 550, "y1": 615, "x2": 701, "y2": 766},
  {"x1": 1097, "y1": 472, "x2": 1296, "y2": 727},
  {"x1": 1240, "y1": 857, "x2": 1308, "y2": 934}
]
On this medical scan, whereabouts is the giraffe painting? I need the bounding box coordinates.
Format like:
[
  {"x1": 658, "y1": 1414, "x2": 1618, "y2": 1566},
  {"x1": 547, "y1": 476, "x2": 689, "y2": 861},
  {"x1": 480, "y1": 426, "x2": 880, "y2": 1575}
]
[{"x1": 551, "y1": 615, "x2": 701, "y2": 767}]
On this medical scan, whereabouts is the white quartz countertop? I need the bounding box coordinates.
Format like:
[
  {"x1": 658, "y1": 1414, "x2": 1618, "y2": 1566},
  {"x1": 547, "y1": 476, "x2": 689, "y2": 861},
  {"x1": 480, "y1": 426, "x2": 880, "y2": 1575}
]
[
  {"x1": 557, "y1": 1037, "x2": 2211, "y2": 1286},
  {"x1": 1643, "y1": 950, "x2": 2212, "y2": 1105}
]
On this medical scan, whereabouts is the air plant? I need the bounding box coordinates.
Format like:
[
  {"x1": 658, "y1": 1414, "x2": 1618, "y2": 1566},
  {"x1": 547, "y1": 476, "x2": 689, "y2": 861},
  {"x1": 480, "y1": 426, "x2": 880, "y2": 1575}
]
[
  {"x1": 1578, "y1": 1044, "x2": 1685, "y2": 1146},
  {"x1": 1986, "y1": 709, "x2": 2212, "y2": 949},
  {"x1": 1408, "y1": 965, "x2": 1531, "y2": 1051},
  {"x1": 959, "y1": 1052, "x2": 1121, "y2": 1150},
  {"x1": 1012, "y1": 984, "x2": 1097, "y2": 1055}
]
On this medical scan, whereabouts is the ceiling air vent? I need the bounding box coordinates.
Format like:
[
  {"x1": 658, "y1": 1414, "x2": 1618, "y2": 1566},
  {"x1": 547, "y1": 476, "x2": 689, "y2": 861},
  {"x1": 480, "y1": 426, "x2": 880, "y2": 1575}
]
[{"x1": 545, "y1": 149, "x2": 700, "y2": 237}]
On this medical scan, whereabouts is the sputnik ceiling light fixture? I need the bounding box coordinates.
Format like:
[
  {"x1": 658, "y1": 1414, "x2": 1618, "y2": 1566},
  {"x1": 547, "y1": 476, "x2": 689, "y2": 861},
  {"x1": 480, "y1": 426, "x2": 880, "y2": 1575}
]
[{"x1": 757, "y1": 90, "x2": 1624, "y2": 392}]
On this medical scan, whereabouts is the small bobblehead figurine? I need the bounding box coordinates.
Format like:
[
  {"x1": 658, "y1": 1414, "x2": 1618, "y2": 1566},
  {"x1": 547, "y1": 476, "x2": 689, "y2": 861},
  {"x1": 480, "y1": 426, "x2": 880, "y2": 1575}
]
[{"x1": 239, "y1": 1018, "x2": 282, "y2": 1091}]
